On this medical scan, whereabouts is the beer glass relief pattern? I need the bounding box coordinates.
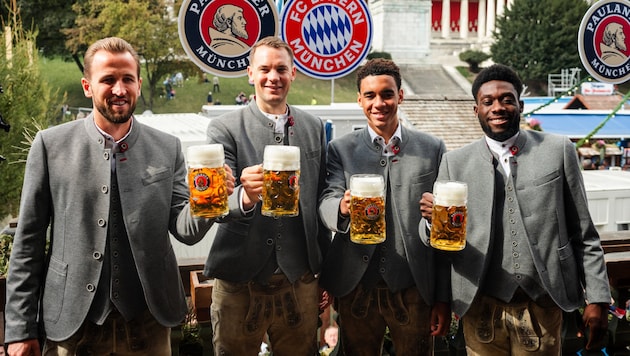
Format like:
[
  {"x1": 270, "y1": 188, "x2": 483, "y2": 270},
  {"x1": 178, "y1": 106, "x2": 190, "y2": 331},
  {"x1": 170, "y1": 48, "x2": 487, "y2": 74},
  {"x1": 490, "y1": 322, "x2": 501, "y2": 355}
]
[
  {"x1": 261, "y1": 169, "x2": 300, "y2": 217},
  {"x1": 350, "y1": 196, "x2": 386, "y2": 244},
  {"x1": 430, "y1": 205, "x2": 467, "y2": 251},
  {"x1": 189, "y1": 167, "x2": 229, "y2": 218}
]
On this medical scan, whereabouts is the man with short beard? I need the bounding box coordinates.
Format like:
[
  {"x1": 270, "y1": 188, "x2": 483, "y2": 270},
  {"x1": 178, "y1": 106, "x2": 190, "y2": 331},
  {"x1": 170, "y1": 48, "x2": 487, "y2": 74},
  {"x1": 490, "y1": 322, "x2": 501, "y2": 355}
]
[
  {"x1": 420, "y1": 64, "x2": 611, "y2": 355},
  {"x1": 209, "y1": 4, "x2": 249, "y2": 56},
  {"x1": 5, "y1": 37, "x2": 235, "y2": 356},
  {"x1": 601, "y1": 22, "x2": 628, "y2": 66}
]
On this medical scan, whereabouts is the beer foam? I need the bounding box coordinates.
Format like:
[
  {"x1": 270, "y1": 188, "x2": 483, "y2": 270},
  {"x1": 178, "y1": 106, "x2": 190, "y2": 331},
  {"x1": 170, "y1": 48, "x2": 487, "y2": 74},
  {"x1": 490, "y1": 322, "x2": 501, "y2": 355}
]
[
  {"x1": 187, "y1": 144, "x2": 225, "y2": 168},
  {"x1": 350, "y1": 174, "x2": 384, "y2": 197},
  {"x1": 434, "y1": 181, "x2": 467, "y2": 206},
  {"x1": 263, "y1": 145, "x2": 300, "y2": 171}
]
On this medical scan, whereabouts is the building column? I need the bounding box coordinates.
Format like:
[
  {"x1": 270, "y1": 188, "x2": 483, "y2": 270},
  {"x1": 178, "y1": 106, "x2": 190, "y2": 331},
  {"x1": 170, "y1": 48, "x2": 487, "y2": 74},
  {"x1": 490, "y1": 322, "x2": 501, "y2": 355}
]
[
  {"x1": 506, "y1": 0, "x2": 514, "y2": 10},
  {"x1": 497, "y1": 0, "x2": 504, "y2": 17},
  {"x1": 441, "y1": 0, "x2": 451, "y2": 38},
  {"x1": 486, "y1": 0, "x2": 495, "y2": 38},
  {"x1": 460, "y1": 0, "x2": 469, "y2": 39},
  {"x1": 478, "y1": 0, "x2": 486, "y2": 41}
]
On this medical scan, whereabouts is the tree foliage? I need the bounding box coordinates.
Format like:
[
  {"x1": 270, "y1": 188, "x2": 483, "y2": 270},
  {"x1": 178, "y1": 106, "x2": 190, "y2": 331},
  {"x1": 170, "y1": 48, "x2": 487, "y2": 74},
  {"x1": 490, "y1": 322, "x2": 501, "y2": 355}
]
[
  {"x1": 63, "y1": 0, "x2": 198, "y2": 112},
  {"x1": 490, "y1": 0, "x2": 590, "y2": 87},
  {"x1": 0, "y1": 1, "x2": 65, "y2": 217},
  {"x1": 0, "y1": 0, "x2": 80, "y2": 58}
]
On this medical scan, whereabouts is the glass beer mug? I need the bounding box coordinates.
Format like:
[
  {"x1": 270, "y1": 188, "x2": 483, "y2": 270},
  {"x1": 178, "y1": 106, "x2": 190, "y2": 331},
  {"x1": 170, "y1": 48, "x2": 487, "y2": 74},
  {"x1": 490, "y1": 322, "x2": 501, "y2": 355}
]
[
  {"x1": 187, "y1": 144, "x2": 229, "y2": 218},
  {"x1": 261, "y1": 145, "x2": 300, "y2": 217},
  {"x1": 430, "y1": 181, "x2": 467, "y2": 251},
  {"x1": 350, "y1": 174, "x2": 386, "y2": 244}
]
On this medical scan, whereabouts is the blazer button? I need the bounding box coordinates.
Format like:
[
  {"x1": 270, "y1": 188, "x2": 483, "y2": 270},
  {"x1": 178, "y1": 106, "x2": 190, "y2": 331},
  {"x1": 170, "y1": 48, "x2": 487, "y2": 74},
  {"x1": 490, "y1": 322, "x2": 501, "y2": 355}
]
[
  {"x1": 380, "y1": 159, "x2": 387, "y2": 167},
  {"x1": 86, "y1": 284, "x2": 95, "y2": 292},
  {"x1": 97, "y1": 218, "x2": 106, "y2": 227},
  {"x1": 275, "y1": 136, "x2": 282, "y2": 143},
  {"x1": 101, "y1": 185, "x2": 109, "y2": 194},
  {"x1": 362, "y1": 255, "x2": 369, "y2": 263},
  {"x1": 93, "y1": 251, "x2": 102, "y2": 260},
  {"x1": 103, "y1": 152, "x2": 110, "y2": 160},
  {"x1": 266, "y1": 238, "x2": 274, "y2": 245}
]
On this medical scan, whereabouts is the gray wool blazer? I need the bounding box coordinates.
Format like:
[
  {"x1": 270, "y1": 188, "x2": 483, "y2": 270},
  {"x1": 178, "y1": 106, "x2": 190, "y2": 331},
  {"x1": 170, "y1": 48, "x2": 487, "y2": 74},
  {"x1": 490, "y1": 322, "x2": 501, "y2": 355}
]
[
  {"x1": 5, "y1": 115, "x2": 215, "y2": 342},
  {"x1": 421, "y1": 129, "x2": 611, "y2": 317},
  {"x1": 204, "y1": 101, "x2": 330, "y2": 283}
]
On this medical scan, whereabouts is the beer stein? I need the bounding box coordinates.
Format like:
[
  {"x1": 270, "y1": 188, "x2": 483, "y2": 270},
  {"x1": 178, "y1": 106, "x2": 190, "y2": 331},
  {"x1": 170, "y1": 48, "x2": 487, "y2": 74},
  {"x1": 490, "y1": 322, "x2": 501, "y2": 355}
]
[
  {"x1": 187, "y1": 144, "x2": 229, "y2": 218},
  {"x1": 430, "y1": 181, "x2": 467, "y2": 251},
  {"x1": 350, "y1": 174, "x2": 386, "y2": 244},
  {"x1": 261, "y1": 145, "x2": 301, "y2": 217}
]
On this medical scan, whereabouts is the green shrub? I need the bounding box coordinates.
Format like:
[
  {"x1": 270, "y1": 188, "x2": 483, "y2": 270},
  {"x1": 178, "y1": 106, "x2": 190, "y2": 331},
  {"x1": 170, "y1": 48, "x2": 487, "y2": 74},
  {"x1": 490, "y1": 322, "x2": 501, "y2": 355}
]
[
  {"x1": 459, "y1": 50, "x2": 491, "y2": 73},
  {"x1": 367, "y1": 51, "x2": 392, "y2": 60}
]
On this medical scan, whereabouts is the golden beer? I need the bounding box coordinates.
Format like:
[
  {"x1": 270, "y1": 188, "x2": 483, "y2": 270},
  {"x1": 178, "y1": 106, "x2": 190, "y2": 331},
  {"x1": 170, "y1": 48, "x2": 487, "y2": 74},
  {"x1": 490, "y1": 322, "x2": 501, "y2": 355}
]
[
  {"x1": 261, "y1": 145, "x2": 300, "y2": 217},
  {"x1": 430, "y1": 181, "x2": 467, "y2": 251},
  {"x1": 187, "y1": 144, "x2": 229, "y2": 219},
  {"x1": 350, "y1": 174, "x2": 386, "y2": 244}
]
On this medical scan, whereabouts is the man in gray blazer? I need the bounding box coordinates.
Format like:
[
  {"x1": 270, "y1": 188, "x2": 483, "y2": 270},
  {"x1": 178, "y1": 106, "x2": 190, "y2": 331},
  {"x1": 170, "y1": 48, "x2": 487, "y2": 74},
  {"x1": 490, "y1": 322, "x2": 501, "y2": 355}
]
[
  {"x1": 5, "y1": 37, "x2": 234, "y2": 356},
  {"x1": 318, "y1": 58, "x2": 450, "y2": 355},
  {"x1": 420, "y1": 64, "x2": 611, "y2": 354},
  {"x1": 204, "y1": 37, "x2": 330, "y2": 355}
]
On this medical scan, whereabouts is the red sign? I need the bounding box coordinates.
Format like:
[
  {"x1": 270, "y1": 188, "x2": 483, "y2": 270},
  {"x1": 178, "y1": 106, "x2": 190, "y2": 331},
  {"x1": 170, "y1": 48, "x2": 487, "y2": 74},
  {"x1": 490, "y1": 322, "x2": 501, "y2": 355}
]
[{"x1": 280, "y1": 0, "x2": 373, "y2": 79}]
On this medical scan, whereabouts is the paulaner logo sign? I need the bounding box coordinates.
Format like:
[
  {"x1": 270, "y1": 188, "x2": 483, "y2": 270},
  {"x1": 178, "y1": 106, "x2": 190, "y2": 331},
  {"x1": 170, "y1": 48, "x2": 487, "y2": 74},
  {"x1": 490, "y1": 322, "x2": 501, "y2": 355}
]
[
  {"x1": 280, "y1": 0, "x2": 373, "y2": 80},
  {"x1": 178, "y1": 0, "x2": 279, "y2": 78},
  {"x1": 579, "y1": 0, "x2": 630, "y2": 84}
]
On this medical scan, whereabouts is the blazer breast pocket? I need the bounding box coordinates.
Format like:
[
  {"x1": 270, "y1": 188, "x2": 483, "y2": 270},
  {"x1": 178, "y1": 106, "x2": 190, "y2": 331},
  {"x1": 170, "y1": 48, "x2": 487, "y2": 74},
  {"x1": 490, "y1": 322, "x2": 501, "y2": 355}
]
[{"x1": 141, "y1": 166, "x2": 172, "y2": 186}]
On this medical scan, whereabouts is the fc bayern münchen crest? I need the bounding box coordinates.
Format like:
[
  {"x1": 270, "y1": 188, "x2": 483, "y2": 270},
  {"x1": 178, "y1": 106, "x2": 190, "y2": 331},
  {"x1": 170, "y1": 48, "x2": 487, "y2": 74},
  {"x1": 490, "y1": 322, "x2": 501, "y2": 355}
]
[
  {"x1": 578, "y1": 0, "x2": 630, "y2": 84},
  {"x1": 280, "y1": 0, "x2": 373, "y2": 79},
  {"x1": 178, "y1": 0, "x2": 279, "y2": 77}
]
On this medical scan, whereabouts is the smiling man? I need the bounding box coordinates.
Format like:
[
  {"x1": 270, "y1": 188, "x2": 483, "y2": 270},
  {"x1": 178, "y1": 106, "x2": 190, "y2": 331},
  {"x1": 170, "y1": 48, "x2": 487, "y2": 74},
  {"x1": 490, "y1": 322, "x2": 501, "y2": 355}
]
[
  {"x1": 5, "y1": 37, "x2": 234, "y2": 356},
  {"x1": 420, "y1": 64, "x2": 611, "y2": 355},
  {"x1": 204, "y1": 36, "x2": 330, "y2": 355},
  {"x1": 318, "y1": 58, "x2": 449, "y2": 355}
]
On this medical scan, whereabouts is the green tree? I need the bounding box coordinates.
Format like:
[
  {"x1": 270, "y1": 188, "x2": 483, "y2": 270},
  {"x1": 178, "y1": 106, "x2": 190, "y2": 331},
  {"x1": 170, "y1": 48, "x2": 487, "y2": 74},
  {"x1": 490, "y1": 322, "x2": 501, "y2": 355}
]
[
  {"x1": 490, "y1": 0, "x2": 590, "y2": 92},
  {"x1": 1, "y1": 0, "x2": 80, "y2": 58},
  {"x1": 63, "y1": 0, "x2": 197, "y2": 112},
  {"x1": 0, "y1": 1, "x2": 64, "y2": 217}
]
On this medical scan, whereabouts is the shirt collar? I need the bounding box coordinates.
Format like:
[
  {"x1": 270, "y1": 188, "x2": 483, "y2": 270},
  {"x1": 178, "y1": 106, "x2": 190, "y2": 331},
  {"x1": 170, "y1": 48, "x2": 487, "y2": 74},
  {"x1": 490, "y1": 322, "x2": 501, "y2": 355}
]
[
  {"x1": 485, "y1": 132, "x2": 519, "y2": 156},
  {"x1": 367, "y1": 124, "x2": 402, "y2": 145},
  {"x1": 261, "y1": 106, "x2": 290, "y2": 133},
  {"x1": 94, "y1": 117, "x2": 134, "y2": 151}
]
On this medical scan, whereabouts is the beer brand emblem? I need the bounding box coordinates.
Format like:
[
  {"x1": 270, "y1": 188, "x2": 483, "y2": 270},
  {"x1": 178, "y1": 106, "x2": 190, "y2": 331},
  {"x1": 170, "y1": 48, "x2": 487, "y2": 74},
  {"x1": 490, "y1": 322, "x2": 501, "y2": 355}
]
[
  {"x1": 364, "y1": 204, "x2": 380, "y2": 221},
  {"x1": 280, "y1": 0, "x2": 373, "y2": 79},
  {"x1": 178, "y1": 0, "x2": 279, "y2": 77},
  {"x1": 288, "y1": 174, "x2": 299, "y2": 190},
  {"x1": 194, "y1": 173, "x2": 211, "y2": 192},
  {"x1": 578, "y1": 0, "x2": 630, "y2": 84},
  {"x1": 449, "y1": 211, "x2": 465, "y2": 228}
]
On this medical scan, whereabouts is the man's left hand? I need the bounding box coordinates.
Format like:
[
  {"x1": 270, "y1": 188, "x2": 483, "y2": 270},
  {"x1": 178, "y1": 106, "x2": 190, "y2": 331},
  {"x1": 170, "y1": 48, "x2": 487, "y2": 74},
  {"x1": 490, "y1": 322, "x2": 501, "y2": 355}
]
[
  {"x1": 430, "y1": 301, "x2": 451, "y2": 336},
  {"x1": 582, "y1": 303, "x2": 609, "y2": 350}
]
